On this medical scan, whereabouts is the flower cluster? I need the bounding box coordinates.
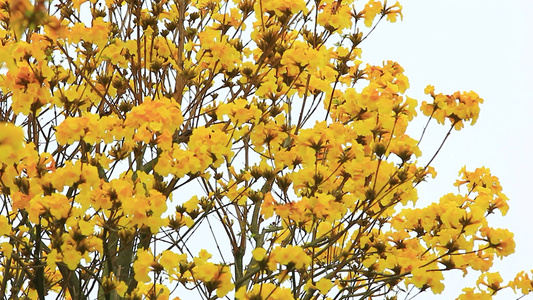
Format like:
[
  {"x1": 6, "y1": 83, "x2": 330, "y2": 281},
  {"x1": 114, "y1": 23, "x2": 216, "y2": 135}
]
[{"x1": 421, "y1": 85, "x2": 484, "y2": 129}]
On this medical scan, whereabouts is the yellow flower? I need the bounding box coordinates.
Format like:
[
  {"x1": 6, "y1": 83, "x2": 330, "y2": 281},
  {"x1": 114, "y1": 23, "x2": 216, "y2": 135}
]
[
  {"x1": 271, "y1": 245, "x2": 311, "y2": 269},
  {"x1": 315, "y1": 277, "x2": 333, "y2": 295},
  {"x1": 510, "y1": 271, "x2": 533, "y2": 294},
  {"x1": 46, "y1": 249, "x2": 62, "y2": 270},
  {"x1": 62, "y1": 247, "x2": 82, "y2": 270},
  {"x1": 477, "y1": 272, "x2": 505, "y2": 294},
  {"x1": 195, "y1": 262, "x2": 219, "y2": 282},
  {"x1": 410, "y1": 265, "x2": 445, "y2": 294},
  {"x1": 133, "y1": 249, "x2": 155, "y2": 283},
  {"x1": 183, "y1": 196, "x2": 199, "y2": 213},
  {"x1": 0, "y1": 215, "x2": 11, "y2": 237},
  {"x1": 252, "y1": 247, "x2": 267, "y2": 261},
  {"x1": 480, "y1": 227, "x2": 515, "y2": 257},
  {"x1": 194, "y1": 263, "x2": 234, "y2": 298},
  {"x1": 363, "y1": 1, "x2": 384, "y2": 27},
  {"x1": 160, "y1": 250, "x2": 187, "y2": 274},
  {"x1": 0, "y1": 242, "x2": 13, "y2": 259},
  {"x1": 0, "y1": 123, "x2": 25, "y2": 165},
  {"x1": 457, "y1": 287, "x2": 492, "y2": 300},
  {"x1": 193, "y1": 249, "x2": 213, "y2": 266},
  {"x1": 45, "y1": 194, "x2": 71, "y2": 220},
  {"x1": 385, "y1": 1, "x2": 403, "y2": 23},
  {"x1": 389, "y1": 134, "x2": 422, "y2": 162},
  {"x1": 236, "y1": 283, "x2": 295, "y2": 300},
  {"x1": 261, "y1": 192, "x2": 277, "y2": 218},
  {"x1": 86, "y1": 17, "x2": 109, "y2": 49},
  {"x1": 424, "y1": 85, "x2": 435, "y2": 95},
  {"x1": 101, "y1": 273, "x2": 128, "y2": 297}
]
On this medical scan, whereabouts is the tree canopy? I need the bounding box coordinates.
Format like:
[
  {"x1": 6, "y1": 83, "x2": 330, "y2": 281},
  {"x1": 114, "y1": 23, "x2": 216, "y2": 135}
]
[{"x1": 0, "y1": 0, "x2": 531, "y2": 299}]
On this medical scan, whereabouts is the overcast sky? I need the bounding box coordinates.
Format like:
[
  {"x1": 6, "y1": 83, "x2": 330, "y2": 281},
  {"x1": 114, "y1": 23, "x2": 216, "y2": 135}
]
[{"x1": 360, "y1": 1, "x2": 533, "y2": 298}]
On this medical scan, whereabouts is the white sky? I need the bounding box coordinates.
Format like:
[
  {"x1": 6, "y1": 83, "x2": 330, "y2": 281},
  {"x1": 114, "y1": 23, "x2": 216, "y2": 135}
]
[{"x1": 361, "y1": 1, "x2": 533, "y2": 298}]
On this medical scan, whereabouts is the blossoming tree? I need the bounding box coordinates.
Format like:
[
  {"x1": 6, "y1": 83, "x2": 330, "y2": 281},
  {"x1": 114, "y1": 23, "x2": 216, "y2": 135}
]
[{"x1": 0, "y1": 0, "x2": 531, "y2": 299}]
